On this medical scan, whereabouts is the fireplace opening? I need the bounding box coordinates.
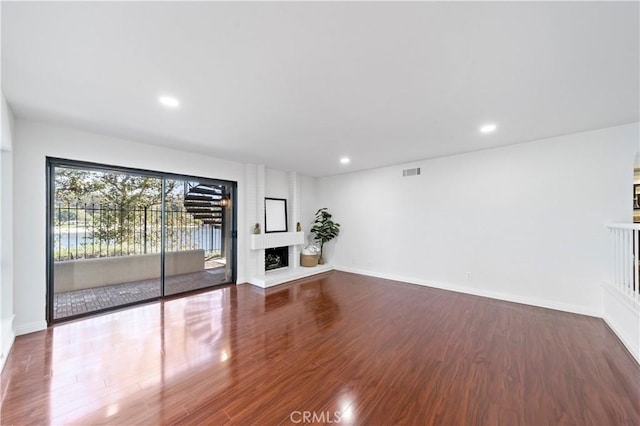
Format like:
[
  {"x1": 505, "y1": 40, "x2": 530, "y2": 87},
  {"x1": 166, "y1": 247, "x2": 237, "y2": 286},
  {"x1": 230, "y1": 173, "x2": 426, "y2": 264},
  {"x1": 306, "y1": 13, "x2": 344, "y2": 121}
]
[{"x1": 265, "y1": 246, "x2": 289, "y2": 271}]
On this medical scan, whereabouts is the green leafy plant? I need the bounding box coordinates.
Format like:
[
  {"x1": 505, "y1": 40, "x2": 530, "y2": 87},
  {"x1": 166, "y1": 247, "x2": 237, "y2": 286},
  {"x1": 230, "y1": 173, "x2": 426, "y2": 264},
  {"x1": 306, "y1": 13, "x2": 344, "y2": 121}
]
[{"x1": 310, "y1": 208, "x2": 340, "y2": 264}]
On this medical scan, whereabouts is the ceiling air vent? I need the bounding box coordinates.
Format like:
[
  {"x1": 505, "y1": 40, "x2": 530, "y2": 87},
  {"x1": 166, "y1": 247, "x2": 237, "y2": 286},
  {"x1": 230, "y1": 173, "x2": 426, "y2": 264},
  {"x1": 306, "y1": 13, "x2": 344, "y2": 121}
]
[{"x1": 402, "y1": 167, "x2": 421, "y2": 177}]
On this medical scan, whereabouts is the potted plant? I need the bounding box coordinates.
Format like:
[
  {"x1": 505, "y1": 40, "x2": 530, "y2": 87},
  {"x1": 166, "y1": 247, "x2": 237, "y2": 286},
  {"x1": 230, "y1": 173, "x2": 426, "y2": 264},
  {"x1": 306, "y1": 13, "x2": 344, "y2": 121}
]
[{"x1": 310, "y1": 208, "x2": 340, "y2": 264}]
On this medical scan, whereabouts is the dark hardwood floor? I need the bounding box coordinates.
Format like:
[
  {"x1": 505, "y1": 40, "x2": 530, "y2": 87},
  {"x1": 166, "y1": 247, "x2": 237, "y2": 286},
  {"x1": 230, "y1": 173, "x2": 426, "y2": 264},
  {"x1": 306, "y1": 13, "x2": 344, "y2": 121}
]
[{"x1": 1, "y1": 271, "x2": 638, "y2": 425}]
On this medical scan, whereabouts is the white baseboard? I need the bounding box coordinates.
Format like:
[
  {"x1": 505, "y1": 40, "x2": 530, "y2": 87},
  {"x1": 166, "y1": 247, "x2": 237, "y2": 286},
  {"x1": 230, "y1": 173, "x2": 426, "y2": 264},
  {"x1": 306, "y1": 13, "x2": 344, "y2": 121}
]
[
  {"x1": 602, "y1": 317, "x2": 640, "y2": 364},
  {"x1": 601, "y1": 283, "x2": 640, "y2": 363},
  {"x1": 249, "y1": 264, "x2": 334, "y2": 288},
  {"x1": 15, "y1": 320, "x2": 47, "y2": 336},
  {"x1": 0, "y1": 352, "x2": 9, "y2": 372},
  {"x1": 2, "y1": 319, "x2": 47, "y2": 371},
  {"x1": 0, "y1": 314, "x2": 16, "y2": 373},
  {"x1": 334, "y1": 265, "x2": 600, "y2": 317}
]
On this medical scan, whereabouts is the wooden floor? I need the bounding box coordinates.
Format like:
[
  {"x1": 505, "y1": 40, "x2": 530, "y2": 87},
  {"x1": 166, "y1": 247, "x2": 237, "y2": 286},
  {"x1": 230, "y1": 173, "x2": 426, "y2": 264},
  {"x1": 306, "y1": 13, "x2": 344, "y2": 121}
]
[{"x1": 1, "y1": 271, "x2": 638, "y2": 425}]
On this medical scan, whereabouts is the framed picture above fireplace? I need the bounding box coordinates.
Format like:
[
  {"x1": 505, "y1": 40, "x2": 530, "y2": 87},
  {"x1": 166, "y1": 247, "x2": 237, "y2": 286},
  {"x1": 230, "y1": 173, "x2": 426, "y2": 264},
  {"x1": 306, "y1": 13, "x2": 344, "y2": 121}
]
[{"x1": 265, "y1": 198, "x2": 288, "y2": 233}]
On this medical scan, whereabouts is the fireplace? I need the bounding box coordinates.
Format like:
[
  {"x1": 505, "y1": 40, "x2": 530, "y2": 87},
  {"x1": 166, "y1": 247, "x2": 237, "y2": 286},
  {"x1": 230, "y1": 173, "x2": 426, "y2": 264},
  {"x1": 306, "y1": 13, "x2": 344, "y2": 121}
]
[{"x1": 265, "y1": 246, "x2": 289, "y2": 271}]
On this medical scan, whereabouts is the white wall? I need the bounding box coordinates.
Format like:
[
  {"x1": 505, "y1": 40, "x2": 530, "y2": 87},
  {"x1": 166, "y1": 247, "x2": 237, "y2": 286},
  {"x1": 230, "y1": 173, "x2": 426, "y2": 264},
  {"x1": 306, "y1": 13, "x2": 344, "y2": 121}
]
[
  {"x1": 265, "y1": 168, "x2": 289, "y2": 200},
  {"x1": 265, "y1": 167, "x2": 319, "y2": 244},
  {"x1": 318, "y1": 123, "x2": 639, "y2": 316},
  {"x1": 1, "y1": 95, "x2": 16, "y2": 369},
  {"x1": 299, "y1": 174, "x2": 318, "y2": 245},
  {"x1": 265, "y1": 168, "x2": 291, "y2": 230},
  {"x1": 12, "y1": 119, "x2": 247, "y2": 334}
]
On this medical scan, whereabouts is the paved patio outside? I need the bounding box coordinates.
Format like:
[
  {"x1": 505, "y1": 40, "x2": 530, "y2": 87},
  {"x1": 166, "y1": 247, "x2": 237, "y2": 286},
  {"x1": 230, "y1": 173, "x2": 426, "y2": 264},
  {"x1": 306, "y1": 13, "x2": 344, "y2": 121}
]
[{"x1": 54, "y1": 267, "x2": 228, "y2": 319}]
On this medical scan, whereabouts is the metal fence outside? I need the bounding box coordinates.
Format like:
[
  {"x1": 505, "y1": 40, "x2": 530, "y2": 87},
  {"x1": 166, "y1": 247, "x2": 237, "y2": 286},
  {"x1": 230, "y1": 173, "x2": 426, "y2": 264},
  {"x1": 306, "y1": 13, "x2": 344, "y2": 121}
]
[{"x1": 54, "y1": 204, "x2": 223, "y2": 261}]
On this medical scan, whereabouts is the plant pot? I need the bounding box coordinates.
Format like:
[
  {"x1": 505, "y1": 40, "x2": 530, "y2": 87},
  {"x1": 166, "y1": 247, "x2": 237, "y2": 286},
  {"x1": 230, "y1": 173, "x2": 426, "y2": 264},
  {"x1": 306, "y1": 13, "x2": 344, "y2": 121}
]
[
  {"x1": 318, "y1": 256, "x2": 325, "y2": 265},
  {"x1": 300, "y1": 254, "x2": 319, "y2": 267}
]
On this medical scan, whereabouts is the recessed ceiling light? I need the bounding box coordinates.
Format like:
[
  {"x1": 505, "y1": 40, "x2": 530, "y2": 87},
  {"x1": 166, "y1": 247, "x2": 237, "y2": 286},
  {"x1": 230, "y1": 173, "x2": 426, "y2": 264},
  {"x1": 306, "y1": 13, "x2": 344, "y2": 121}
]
[
  {"x1": 479, "y1": 123, "x2": 497, "y2": 134},
  {"x1": 340, "y1": 157, "x2": 351, "y2": 164},
  {"x1": 159, "y1": 96, "x2": 180, "y2": 108}
]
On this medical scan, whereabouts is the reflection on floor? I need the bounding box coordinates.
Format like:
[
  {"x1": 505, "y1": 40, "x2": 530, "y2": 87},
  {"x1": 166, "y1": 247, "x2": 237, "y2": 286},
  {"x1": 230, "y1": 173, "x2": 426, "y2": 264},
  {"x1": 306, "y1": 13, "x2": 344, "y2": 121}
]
[
  {"x1": 2, "y1": 271, "x2": 638, "y2": 425},
  {"x1": 54, "y1": 267, "x2": 227, "y2": 319}
]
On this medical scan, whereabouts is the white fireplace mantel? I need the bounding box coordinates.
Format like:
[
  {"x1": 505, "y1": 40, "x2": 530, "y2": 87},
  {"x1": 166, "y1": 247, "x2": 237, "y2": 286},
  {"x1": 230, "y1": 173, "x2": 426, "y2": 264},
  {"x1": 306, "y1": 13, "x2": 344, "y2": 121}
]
[
  {"x1": 250, "y1": 231, "x2": 305, "y2": 250},
  {"x1": 245, "y1": 166, "x2": 330, "y2": 288},
  {"x1": 249, "y1": 263, "x2": 334, "y2": 288}
]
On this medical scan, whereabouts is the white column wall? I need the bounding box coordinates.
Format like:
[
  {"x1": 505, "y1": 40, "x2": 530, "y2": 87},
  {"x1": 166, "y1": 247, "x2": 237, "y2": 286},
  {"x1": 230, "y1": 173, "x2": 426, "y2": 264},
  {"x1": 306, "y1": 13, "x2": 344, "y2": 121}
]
[
  {"x1": 1, "y1": 94, "x2": 16, "y2": 370},
  {"x1": 288, "y1": 171, "x2": 301, "y2": 268},
  {"x1": 299, "y1": 174, "x2": 319, "y2": 246},
  {"x1": 244, "y1": 164, "x2": 268, "y2": 281}
]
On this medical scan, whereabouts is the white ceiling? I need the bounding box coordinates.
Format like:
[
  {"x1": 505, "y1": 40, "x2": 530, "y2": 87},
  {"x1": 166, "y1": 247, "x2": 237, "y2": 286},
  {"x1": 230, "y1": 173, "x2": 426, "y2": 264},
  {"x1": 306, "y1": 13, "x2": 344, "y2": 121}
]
[{"x1": 2, "y1": 2, "x2": 639, "y2": 177}]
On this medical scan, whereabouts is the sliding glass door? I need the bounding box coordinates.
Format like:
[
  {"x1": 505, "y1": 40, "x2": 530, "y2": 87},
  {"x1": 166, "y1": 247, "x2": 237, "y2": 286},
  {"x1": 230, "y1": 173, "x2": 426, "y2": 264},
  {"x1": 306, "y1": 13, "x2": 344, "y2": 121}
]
[
  {"x1": 163, "y1": 178, "x2": 233, "y2": 296},
  {"x1": 48, "y1": 159, "x2": 236, "y2": 322}
]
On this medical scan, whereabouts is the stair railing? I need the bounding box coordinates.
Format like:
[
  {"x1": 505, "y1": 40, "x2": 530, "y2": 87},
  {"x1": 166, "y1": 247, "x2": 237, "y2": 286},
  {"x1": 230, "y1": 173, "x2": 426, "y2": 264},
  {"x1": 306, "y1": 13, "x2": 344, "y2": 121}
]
[{"x1": 607, "y1": 223, "x2": 640, "y2": 304}]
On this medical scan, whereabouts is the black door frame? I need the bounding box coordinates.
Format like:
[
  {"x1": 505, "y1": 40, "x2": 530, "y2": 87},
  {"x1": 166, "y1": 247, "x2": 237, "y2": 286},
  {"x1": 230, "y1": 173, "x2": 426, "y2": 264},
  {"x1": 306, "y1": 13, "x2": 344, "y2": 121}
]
[{"x1": 46, "y1": 157, "x2": 238, "y2": 324}]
